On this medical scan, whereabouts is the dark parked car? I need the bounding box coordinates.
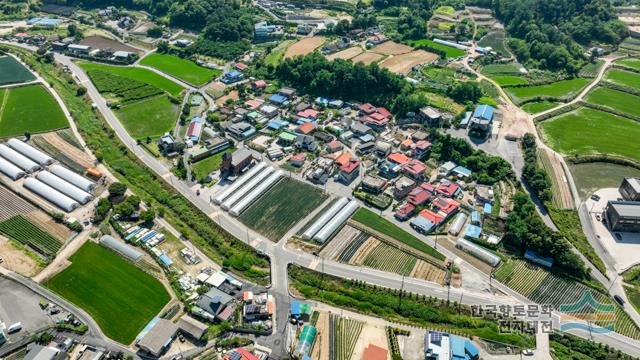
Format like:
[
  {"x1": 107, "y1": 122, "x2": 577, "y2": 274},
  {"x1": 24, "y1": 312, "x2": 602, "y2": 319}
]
[{"x1": 614, "y1": 295, "x2": 625, "y2": 306}]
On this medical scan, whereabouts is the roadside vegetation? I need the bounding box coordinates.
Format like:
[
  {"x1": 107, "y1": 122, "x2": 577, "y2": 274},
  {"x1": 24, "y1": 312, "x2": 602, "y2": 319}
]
[{"x1": 550, "y1": 332, "x2": 635, "y2": 360}]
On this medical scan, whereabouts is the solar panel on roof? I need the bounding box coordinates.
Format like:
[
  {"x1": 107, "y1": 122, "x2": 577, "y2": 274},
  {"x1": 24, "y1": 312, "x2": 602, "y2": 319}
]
[
  {"x1": 431, "y1": 331, "x2": 443, "y2": 342},
  {"x1": 229, "y1": 352, "x2": 241, "y2": 360}
]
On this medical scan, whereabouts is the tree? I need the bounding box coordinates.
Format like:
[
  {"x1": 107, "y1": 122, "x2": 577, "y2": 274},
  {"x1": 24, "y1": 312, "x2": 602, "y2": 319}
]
[
  {"x1": 108, "y1": 182, "x2": 127, "y2": 198},
  {"x1": 447, "y1": 82, "x2": 482, "y2": 103},
  {"x1": 140, "y1": 208, "x2": 156, "y2": 224},
  {"x1": 93, "y1": 198, "x2": 112, "y2": 223},
  {"x1": 157, "y1": 41, "x2": 169, "y2": 53},
  {"x1": 147, "y1": 26, "x2": 163, "y2": 38},
  {"x1": 24, "y1": 131, "x2": 31, "y2": 141}
]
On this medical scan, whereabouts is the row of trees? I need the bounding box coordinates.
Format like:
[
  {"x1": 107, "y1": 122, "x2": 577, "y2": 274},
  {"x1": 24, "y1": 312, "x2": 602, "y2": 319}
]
[{"x1": 521, "y1": 133, "x2": 552, "y2": 202}]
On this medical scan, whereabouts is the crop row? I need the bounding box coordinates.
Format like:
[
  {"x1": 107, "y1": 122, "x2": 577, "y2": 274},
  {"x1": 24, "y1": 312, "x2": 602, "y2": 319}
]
[
  {"x1": 329, "y1": 314, "x2": 363, "y2": 360},
  {"x1": 336, "y1": 234, "x2": 367, "y2": 263},
  {"x1": 0, "y1": 215, "x2": 62, "y2": 256},
  {"x1": 495, "y1": 260, "x2": 549, "y2": 296},
  {"x1": 87, "y1": 70, "x2": 163, "y2": 104},
  {"x1": 0, "y1": 186, "x2": 34, "y2": 221},
  {"x1": 363, "y1": 243, "x2": 417, "y2": 276}
]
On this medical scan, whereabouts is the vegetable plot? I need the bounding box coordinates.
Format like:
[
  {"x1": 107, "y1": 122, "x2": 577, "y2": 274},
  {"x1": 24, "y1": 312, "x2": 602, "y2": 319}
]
[{"x1": 0, "y1": 215, "x2": 62, "y2": 257}]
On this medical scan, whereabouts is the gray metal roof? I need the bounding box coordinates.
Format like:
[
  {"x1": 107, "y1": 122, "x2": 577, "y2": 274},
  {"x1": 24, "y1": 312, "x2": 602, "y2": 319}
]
[
  {"x1": 137, "y1": 319, "x2": 178, "y2": 356},
  {"x1": 99, "y1": 235, "x2": 143, "y2": 261},
  {"x1": 609, "y1": 201, "x2": 640, "y2": 218},
  {"x1": 625, "y1": 178, "x2": 640, "y2": 193}
]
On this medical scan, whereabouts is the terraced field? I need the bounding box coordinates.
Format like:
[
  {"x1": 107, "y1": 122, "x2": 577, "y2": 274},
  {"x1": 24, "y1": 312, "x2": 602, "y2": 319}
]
[
  {"x1": 507, "y1": 78, "x2": 590, "y2": 103},
  {"x1": 605, "y1": 69, "x2": 640, "y2": 90},
  {"x1": 586, "y1": 87, "x2": 640, "y2": 118},
  {"x1": 616, "y1": 58, "x2": 640, "y2": 71},
  {"x1": 521, "y1": 101, "x2": 560, "y2": 114},
  {"x1": 496, "y1": 260, "x2": 640, "y2": 339},
  {"x1": 0, "y1": 84, "x2": 69, "y2": 137},
  {"x1": 0, "y1": 56, "x2": 36, "y2": 85},
  {"x1": 491, "y1": 76, "x2": 528, "y2": 86},
  {"x1": 140, "y1": 53, "x2": 220, "y2": 86}
]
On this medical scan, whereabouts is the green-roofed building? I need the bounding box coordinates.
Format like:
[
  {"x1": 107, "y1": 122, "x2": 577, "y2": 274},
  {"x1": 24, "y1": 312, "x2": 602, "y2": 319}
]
[{"x1": 278, "y1": 131, "x2": 298, "y2": 145}]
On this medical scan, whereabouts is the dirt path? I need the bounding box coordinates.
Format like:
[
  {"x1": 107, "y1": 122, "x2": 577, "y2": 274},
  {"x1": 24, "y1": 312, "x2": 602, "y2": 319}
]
[
  {"x1": 540, "y1": 148, "x2": 574, "y2": 209},
  {"x1": 32, "y1": 229, "x2": 92, "y2": 283}
]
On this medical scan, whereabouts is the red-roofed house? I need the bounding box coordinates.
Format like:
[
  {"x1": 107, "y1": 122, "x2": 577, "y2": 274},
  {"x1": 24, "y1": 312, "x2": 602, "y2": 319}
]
[
  {"x1": 403, "y1": 159, "x2": 427, "y2": 181},
  {"x1": 387, "y1": 152, "x2": 411, "y2": 165},
  {"x1": 234, "y1": 62, "x2": 248, "y2": 71},
  {"x1": 326, "y1": 140, "x2": 343, "y2": 153},
  {"x1": 252, "y1": 80, "x2": 267, "y2": 90},
  {"x1": 290, "y1": 153, "x2": 307, "y2": 167},
  {"x1": 420, "y1": 182, "x2": 436, "y2": 194},
  {"x1": 339, "y1": 159, "x2": 360, "y2": 184},
  {"x1": 297, "y1": 108, "x2": 320, "y2": 119},
  {"x1": 432, "y1": 196, "x2": 460, "y2": 217},
  {"x1": 361, "y1": 112, "x2": 389, "y2": 129},
  {"x1": 407, "y1": 187, "x2": 432, "y2": 206},
  {"x1": 245, "y1": 99, "x2": 263, "y2": 110},
  {"x1": 377, "y1": 107, "x2": 392, "y2": 118},
  {"x1": 395, "y1": 203, "x2": 415, "y2": 221},
  {"x1": 401, "y1": 138, "x2": 414, "y2": 150},
  {"x1": 419, "y1": 209, "x2": 445, "y2": 225},
  {"x1": 412, "y1": 140, "x2": 432, "y2": 159},
  {"x1": 296, "y1": 122, "x2": 316, "y2": 135},
  {"x1": 334, "y1": 151, "x2": 354, "y2": 167},
  {"x1": 436, "y1": 182, "x2": 461, "y2": 198},
  {"x1": 359, "y1": 103, "x2": 377, "y2": 115},
  {"x1": 223, "y1": 348, "x2": 259, "y2": 360},
  {"x1": 362, "y1": 345, "x2": 388, "y2": 360}
]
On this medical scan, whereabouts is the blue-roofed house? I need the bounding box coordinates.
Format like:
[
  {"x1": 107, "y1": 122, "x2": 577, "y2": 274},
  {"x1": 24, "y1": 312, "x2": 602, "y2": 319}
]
[
  {"x1": 483, "y1": 203, "x2": 493, "y2": 214},
  {"x1": 450, "y1": 336, "x2": 466, "y2": 360},
  {"x1": 469, "y1": 104, "x2": 495, "y2": 136},
  {"x1": 222, "y1": 70, "x2": 243, "y2": 84},
  {"x1": 465, "y1": 224, "x2": 482, "y2": 240},
  {"x1": 159, "y1": 253, "x2": 173, "y2": 267},
  {"x1": 465, "y1": 340, "x2": 480, "y2": 360},
  {"x1": 269, "y1": 94, "x2": 288, "y2": 106},
  {"x1": 266, "y1": 119, "x2": 289, "y2": 131},
  {"x1": 471, "y1": 210, "x2": 481, "y2": 225},
  {"x1": 453, "y1": 165, "x2": 472, "y2": 178}
]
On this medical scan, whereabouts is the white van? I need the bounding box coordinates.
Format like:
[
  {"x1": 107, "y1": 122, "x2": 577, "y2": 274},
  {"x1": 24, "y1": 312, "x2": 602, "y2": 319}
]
[{"x1": 7, "y1": 322, "x2": 22, "y2": 333}]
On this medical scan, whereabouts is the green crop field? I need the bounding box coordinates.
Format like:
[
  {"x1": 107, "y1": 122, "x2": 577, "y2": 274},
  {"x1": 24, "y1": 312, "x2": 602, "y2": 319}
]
[
  {"x1": 605, "y1": 69, "x2": 640, "y2": 90},
  {"x1": 239, "y1": 177, "x2": 328, "y2": 241},
  {"x1": 140, "y1": 53, "x2": 220, "y2": 87},
  {"x1": 433, "y1": 5, "x2": 455, "y2": 16},
  {"x1": 191, "y1": 147, "x2": 236, "y2": 182},
  {"x1": 351, "y1": 208, "x2": 445, "y2": 261},
  {"x1": 79, "y1": 62, "x2": 184, "y2": 96},
  {"x1": 480, "y1": 63, "x2": 522, "y2": 75},
  {"x1": 521, "y1": 100, "x2": 560, "y2": 114},
  {"x1": 507, "y1": 78, "x2": 590, "y2": 103},
  {"x1": 477, "y1": 31, "x2": 510, "y2": 57},
  {"x1": 0, "y1": 215, "x2": 62, "y2": 257},
  {"x1": 115, "y1": 95, "x2": 179, "y2": 139},
  {"x1": 586, "y1": 87, "x2": 640, "y2": 118},
  {"x1": 569, "y1": 162, "x2": 640, "y2": 200},
  {"x1": 490, "y1": 75, "x2": 528, "y2": 86},
  {"x1": 0, "y1": 56, "x2": 36, "y2": 85},
  {"x1": 0, "y1": 84, "x2": 68, "y2": 137},
  {"x1": 616, "y1": 58, "x2": 640, "y2": 71},
  {"x1": 44, "y1": 242, "x2": 170, "y2": 344},
  {"x1": 578, "y1": 60, "x2": 604, "y2": 78},
  {"x1": 407, "y1": 39, "x2": 465, "y2": 58},
  {"x1": 363, "y1": 243, "x2": 417, "y2": 276},
  {"x1": 540, "y1": 108, "x2": 640, "y2": 162}
]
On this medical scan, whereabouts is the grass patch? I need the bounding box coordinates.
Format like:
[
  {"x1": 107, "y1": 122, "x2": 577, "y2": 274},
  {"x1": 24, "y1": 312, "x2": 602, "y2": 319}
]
[
  {"x1": 507, "y1": 78, "x2": 590, "y2": 103},
  {"x1": 578, "y1": 60, "x2": 604, "y2": 78},
  {"x1": 191, "y1": 147, "x2": 236, "y2": 182},
  {"x1": 239, "y1": 177, "x2": 328, "y2": 241},
  {"x1": 417, "y1": 90, "x2": 464, "y2": 113},
  {"x1": 586, "y1": 87, "x2": 640, "y2": 118},
  {"x1": 605, "y1": 69, "x2": 640, "y2": 90},
  {"x1": 140, "y1": 53, "x2": 220, "y2": 87},
  {"x1": 351, "y1": 208, "x2": 445, "y2": 261},
  {"x1": 0, "y1": 56, "x2": 36, "y2": 85},
  {"x1": 407, "y1": 39, "x2": 465, "y2": 58},
  {"x1": 264, "y1": 40, "x2": 296, "y2": 67},
  {"x1": 433, "y1": 5, "x2": 455, "y2": 16},
  {"x1": 480, "y1": 63, "x2": 522, "y2": 76},
  {"x1": 490, "y1": 75, "x2": 528, "y2": 86},
  {"x1": 569, "y1": 162, "x2": 640, "y2": 200},
  {"x1": 478, "y1": 96, "x2": 498, "y2": 107},
  {"x1": 521, "y1": 100, "x2": 559, "y2": 114},
  {"x1": 78, "y1": 62, "x2": 184, "y2": 96},
  {"x1": 616, "y1": 58, "x2": 640, "y2": 71},
  {"x1": 540, "y1": 107, "x2": 640, "y2": 162},
  {"x1": 0, "y1": 84, "x2": 68, "y2": 137},
  {"x1": 115, "y1": 95, "x2": 179, "y2": 139},
  {"x1": 44, "y1": 242, "x2": 170, "y2": 344}
]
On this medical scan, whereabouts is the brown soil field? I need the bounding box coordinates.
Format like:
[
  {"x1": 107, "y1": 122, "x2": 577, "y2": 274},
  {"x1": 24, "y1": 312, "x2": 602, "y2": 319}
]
[
  {"x1": 379, "y1": 50, "x2": 438, "y2": 75},
  {"x1": 411, "y1": 259, "x2": 446, "y2": 285},
  {"x1": 0, "y1": 236, "x2": 43, "y2": 277},
  {"x1": 79, "y1": 36, "x2": 143, "y2": 55},
  {"x1": 39, "y1": 132, "x2": 93, "y2": 169},
  {"x1": 28, "y1": 211, "x2": 73, "y2": 241},
  {"x1": 327, "y1": 46, "x2": 363, "y2": 61},
  {"x1": 284, "y1": 36, "x2": 326, "y2": 59},
  {"x1": 348, "y1": 237, "x2": 379, "y2": 265},
  {"x1": 215, "y1": 90, "x2": 239, "y2": 106},
  {"x1": 311, "y1": 311, "x2": 330, "y2": 360},
  {"x1": 0, "y1": 185, "x2": 35, "y2": 221},
  {"x1": 370, "y1": 41, "x2": 413, "y2": 55},
  {"x1": 351, "y1": 52, "x2": 385, "y2": 65}
]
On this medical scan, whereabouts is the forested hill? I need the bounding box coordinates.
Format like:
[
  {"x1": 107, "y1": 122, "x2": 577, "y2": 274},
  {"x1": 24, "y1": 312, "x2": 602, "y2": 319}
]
[{"x1": 475, "y1": 0, "x2": 628, "y2": 73}]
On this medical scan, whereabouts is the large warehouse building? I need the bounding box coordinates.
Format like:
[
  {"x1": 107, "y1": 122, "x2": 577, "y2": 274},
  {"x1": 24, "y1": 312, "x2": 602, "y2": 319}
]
[{"x1": 604, "y1": 201, "x2": 640, "y2": 233}]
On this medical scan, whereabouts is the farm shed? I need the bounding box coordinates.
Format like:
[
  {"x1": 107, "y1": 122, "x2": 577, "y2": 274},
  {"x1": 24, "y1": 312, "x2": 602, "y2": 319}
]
[
  {"x1": 136, "y1": 319, "x2": 178, "y2": 357},
  {"x1": 448, "y1": 213, "x2": 467, "y2": 236},
  {"x1": 464, "y1": 224, "x2": 482, "y2": 240},
  {"x1": 0, "y1": 156, "x2": 26, "y2": 180},
  {"x1": 0, "y1": 144, "x2": 40, "y2": 173},
  {"x1": 50, "y1": 164, "x2": 95, "y2": 191},
  {"x1": 7, "y1": 138, "x2": 54, "y2": 166},
  {"x1": 221, "y1": 166, "x2": 275, "y2": 210},
  {"x1": 36, "y1": 171, "x2": 93, "y2": 204},
  {"x1": 177, "y1": 315, "x2": 208, "y2": 340},
  {"x1": 456, "y1": 238, "x2": 500, "y2": 267},
  {"x1": 229, "y1": 170, "x2": 284, "y2": 216},
  {"x1": 312, "y1": 200, "x2": 359, "y2": 243},
  {"x1": 99, "y1": 235, "x2": 143, "y2": 261},
  {"x1": 24, "y1": 177, "x2": 79, "y2": 212},
  {"x1": 213, "y1": 162, "x2": 267, "y2": 204},
  {"x1": 301, "y1": 197, "x2": 349, "y2": 240}
]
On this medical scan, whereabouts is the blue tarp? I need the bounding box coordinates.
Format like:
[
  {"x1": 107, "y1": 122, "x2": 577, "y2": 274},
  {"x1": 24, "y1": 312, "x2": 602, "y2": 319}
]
[
  {"x1": 159, "y1": 254, "x2": 173, "y2": 266},
  {"x1": 453, "y1": 165, "x2": 472, "y2": 177},
  {"x1": 190, "y1": 117, "x2": 205, "y2": 124},
  {"x1": 451, "y1": 336, "x2": 466, "y2": 359},
  {"x1": 465, "y1": 224, "x2": 482, "y2": 240},
  {"x1": 291, "y1": 300, "x2": 301, "y2": 316},
  {"x1": 483, "y1": 203, "x2": 493, "y2": 214},
  {"x1": 525, "y1": 249, "x2": 554, "y2": 268},
  {"x1": 473, "y1": 104, "x2": 494, "y2": 121},
  {"x1": 269, "y1": 94, "x2": 287, "y2": 104}
]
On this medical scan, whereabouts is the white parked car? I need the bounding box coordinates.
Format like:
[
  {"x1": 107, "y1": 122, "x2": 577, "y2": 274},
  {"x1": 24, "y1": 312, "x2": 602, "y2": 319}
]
[{"x1": 522, "y1": 349, "x2": 534, "y2": 356}]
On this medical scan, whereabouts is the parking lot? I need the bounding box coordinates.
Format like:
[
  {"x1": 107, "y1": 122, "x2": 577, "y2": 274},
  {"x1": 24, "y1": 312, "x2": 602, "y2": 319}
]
[{"x1": 0, "y1": 277, "x2": 67, "y2": 343}]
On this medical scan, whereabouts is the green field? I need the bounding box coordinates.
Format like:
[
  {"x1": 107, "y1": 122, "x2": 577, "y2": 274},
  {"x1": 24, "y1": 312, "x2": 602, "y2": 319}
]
[
  {"x1": 578, "y1": 60, "x2": 604, "y2": 78},
  {"x1": 521, "y1": 100, "x2": 560, "y2": 114},
  {"x1": 78, "y1": 62, "x2": 184, "y2": 96},
  {"x1": 540, "y1": 107, "x2": 640, "y2": 162},
  {"x1": 115, "y1": 95, "x2": 179, "y2": 139},
  {"x1": 586, "y1": 87, "x2": 640, "y2": 118},
  {"x1": 264, "y1": 40, "x2": 296, "y2": 66},
  {"x1": 433, "y1": 5, "x2": 455, "y2": 15},
  {"x1": 351, "y1": 208, "x2": 445, "y2": 261},
  {"x1": 490, "y1": 75, "x2": 528, "y2": 86},
  {"x1": 507, "y1": 78, "x2": 590, "y2": 103},
  {"x1": 0, "y1": 84, "x2": 68, "y2": 137},
  {"x1": 605, "y1": 69, "x2": 640, "y2": 90},
  {"x1": 477, "y1": 31, "x2": 510, "y2": 57},
  {"x1": 569, "y1": 162, "x2": 640, "y2": 200},
  {"x1": 239, "y1": 177, "x2": 328, "y2": 241},
  {"x1": 45, "y1": 242, "x2": 170, "y2": 344},
  {"x1": 140, "y1": 53, "x2": 220, "y2": 87},
  {"x1": 191, "y1": 147, "x2": 236, "y2": 182},
  {"x1": 0, "y1": 56, "x2": 36, "y2": 85},
  {"x1": 407, "y1": 39, "x2": 465, "y2": 58},
  {"x1": 616, "y1": 58, "x2": 640, "y2": 71},
  {"x1": 480, "y1": 63, "x2": 522, "y2": 75},
  {"x1": 0, "y1": 215, "x2": 62, "y2": 257}
]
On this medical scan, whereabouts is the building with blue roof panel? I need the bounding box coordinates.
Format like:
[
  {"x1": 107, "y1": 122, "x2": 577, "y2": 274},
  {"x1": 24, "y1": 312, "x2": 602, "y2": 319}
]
[
  {"x1": 465, "y1": 224, "x2": 482, "y2": 240},
  {"x1": 269, "y1": 94, "x2": 288, "y2": 106},
  {"x1": 469, "y1": 104, "x2": 495, "y2": 137},
  {"x1": 483, "y1": 203, "x2": 493, "y2": 214},
  {"x1": 159, "y1": 254, "x2": 173, "y2": 266},
  {"x1": 266, "y1": 119, "x2": 288, "y2": 131},
  {"x1": 222, "y1": 70, "x2": 243, "y2": 84},
  {"x1": 291, "y1": 300, "x2": 301, "y2": 317},
  {"x1": 473, "y1": 104, "x2": 494, "y2": 121},
  {"x1": 453, "y1": 165, "x2": 472, "y2": 178},
  {"x1": 464, "y1": 340, "x2": 479, "y2": 360},
  {"x1": 450, "y1": 336, "x2": 466, "y2": 360}
]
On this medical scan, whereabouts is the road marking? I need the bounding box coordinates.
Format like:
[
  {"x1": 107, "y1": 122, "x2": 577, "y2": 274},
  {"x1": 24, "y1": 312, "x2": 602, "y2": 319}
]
[{"x1": 308, "y1": 259, "x2": 319, "y2": 270}]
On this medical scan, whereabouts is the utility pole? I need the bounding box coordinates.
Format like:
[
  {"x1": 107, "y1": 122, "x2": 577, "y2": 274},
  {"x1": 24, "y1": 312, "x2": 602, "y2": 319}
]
[
  {"x1": 398, "y1": 275, "x2": 405, "y2": 307},
  {"x1": 435, "y1": 234, "x2": 438, "y2": 249}
]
